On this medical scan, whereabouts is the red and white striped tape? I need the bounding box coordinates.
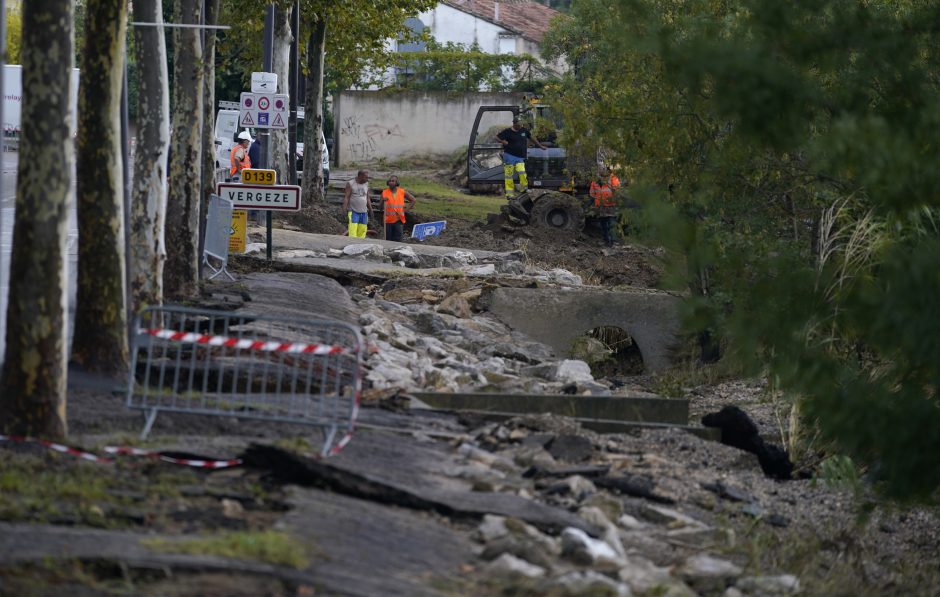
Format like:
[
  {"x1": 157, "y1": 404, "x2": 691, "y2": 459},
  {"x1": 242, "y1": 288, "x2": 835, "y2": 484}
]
[
  {"x1": 0, "y1": 434, "x2": 242, "y2": 469},
  {"x1": 139, "y1": 327, "x2": 352, "y2": 356}
]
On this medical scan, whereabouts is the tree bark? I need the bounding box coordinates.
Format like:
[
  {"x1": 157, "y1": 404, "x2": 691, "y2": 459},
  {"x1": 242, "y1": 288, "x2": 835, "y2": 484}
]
[
  {"x1": 71, "y1": 0, "x2": 129, "y2": 376},
  {"x1": 201, "y1": 0, "x2": 221, "y2": 213},
  {"x1": 165, "y1": 0, "x2": 204, "y2": 298},
  {"x1": 271, "y1": 5, "x2": 292, "y2": 185},
  {"x1": 0, "y1": 0, "x2": 73, "y2": 437},
  {"x1": 129, "y1": 0, "x2": 170, "y2": 316},
  {"x1": 301, "y1": 17, "x2": 327, "y2": 205}
]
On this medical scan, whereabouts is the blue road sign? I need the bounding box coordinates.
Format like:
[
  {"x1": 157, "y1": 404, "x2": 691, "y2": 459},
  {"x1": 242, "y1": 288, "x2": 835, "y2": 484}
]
[{"x1": 411, "y1": 221, "x2": 446, "y2": 241}]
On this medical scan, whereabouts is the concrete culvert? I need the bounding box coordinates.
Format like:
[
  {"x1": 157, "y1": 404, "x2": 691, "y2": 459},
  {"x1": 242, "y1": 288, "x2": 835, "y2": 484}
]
[
  {"x1": 528, "y1": 191, "x2": 585, "y2": 233},
  {"x1": 571, "y1": 326, "x2": 645, "y2": 377}
]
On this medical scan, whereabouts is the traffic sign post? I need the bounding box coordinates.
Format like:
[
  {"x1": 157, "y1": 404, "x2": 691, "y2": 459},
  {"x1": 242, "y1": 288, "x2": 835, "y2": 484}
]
[
  {"x1": 216, "y1": 183, "x2": 302, "y2": 212},
  {"x1": 240, "y1": 91, "x2": 288, "y2": 130}
]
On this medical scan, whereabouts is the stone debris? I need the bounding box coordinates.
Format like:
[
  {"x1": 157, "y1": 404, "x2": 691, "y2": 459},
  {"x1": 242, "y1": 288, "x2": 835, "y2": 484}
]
[
  {"x1": 484, "y1": 553, "x2": 547, "y2": 579},
  {"x1": 544, "y1": 571, "x2": 631, "y2": 596},
  {"x1": 735, "y1": 574, "x2": 801, "y2": 595},
  {"x1": 678, "y1": 553, "x2": 743, "y2": 593},
  {"x1": 560, "y1": 527, "x2": 626, "y2": 570}
]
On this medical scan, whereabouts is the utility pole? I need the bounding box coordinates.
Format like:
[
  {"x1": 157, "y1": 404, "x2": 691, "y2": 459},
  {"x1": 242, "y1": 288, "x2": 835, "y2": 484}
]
[{"x1": 262, "y1": 4, "x2": 274, "y2": 260}]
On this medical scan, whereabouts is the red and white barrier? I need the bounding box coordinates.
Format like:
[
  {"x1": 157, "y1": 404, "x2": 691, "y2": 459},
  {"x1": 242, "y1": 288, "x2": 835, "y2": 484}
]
[{"x1": 139, "y1": 327, "x2": 351, "y2": 356}]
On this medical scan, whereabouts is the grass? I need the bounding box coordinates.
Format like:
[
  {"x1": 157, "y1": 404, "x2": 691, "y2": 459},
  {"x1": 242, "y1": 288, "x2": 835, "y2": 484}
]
[
  {"x1": 145, "y1": 530, "x2": 310, "y2": 569},
  {"x1": 398, "y1": 175, "x2": 504, "y2": 221}
]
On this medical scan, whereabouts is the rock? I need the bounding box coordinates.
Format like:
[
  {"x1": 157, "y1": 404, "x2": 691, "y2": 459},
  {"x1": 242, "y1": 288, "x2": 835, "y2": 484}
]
[
  {"x1": 476, "y1": 514, "x2": 509, "y2": 543},
  {"x1": 382, "y1": 287, "x2": 428, "y2": 303},
  {"x1": 735, "y1": 574, "x2": 801, "y2": 595},
  {"x1": 494, "y1": 260, "x2": 526, "y2": 275},
  {"x1": 442, "y1": 250, "x2": 477, "y2": 267},
  {"x1": 577, "y1": 506, "x2": 627, "y2": 562},
  {"x1": 221, "y1": 498, "x2": 244, "y2": 518},
  {"x1": 327, "y1": 248, "x2": 344, "y2": 258},
  {"x1": 701, "y1": 480, "x2": 756, "y2": 503},
  {"x1": 546, "y1": 475, "x2": 597, "y2": 500},
  {"x1": 387, "y1": 246, "x2": 420, "y2": 267},
  {"x1": 582, "y1": 493, "x2": 624, "y2": 522},
  {"x1": 484, "y1": 553, "x2": 547, "y2": 579},
  {"x1": 342, "y1": 243, "x2": 385, "y2": 259},
  {"x1": 437, "y1": 295, "x2": 472, "y2": 318},
  {"x1": 466, "y1": 264, "x2": 497, "y2": 277},
  {"x1": 619, "y1": 556, "x2": 691, "y2": 595},
  {"x1": 414, "y1": 253, "x2": 445, "y2": 268},
  {"x1": 508, "y1": 445, "x2": 557, "y2": 469},
  {"x1": 723, "y1": 588, "x2": 745, "y2": 597},
  {"x1": 482, "y1": 519, "x2": 560, "y2": 569},
  {"x1": 618, "y1": 513, "x2": 646, "y2": 530},
  {"x1": 639, "y1": 504, "x2": 706, "y2": 528},
  {"x1": 560, "y1": 527, "x2": 626, "y2": 570},
  {"x1": 547, "y1": 434, "x2": 594, "y2": 463},
  {"x1": 544, "y1": 571, "x2": 630, "y2": 596},
  {"x1": 414, "y1": 311, "x2": 450, "y2": 334},
  {"x1": 677, "y1": 554, "x2": 742, "y2": 593},
  {"x1": 521, "y1": 359, "x2": 594, "y2": 383},
  {"x1": 539, "y1": 268, "x2": 583, "y2": 286},
  {"x1": 366, "y1": 361, "x2": 414, "y2": 389}
]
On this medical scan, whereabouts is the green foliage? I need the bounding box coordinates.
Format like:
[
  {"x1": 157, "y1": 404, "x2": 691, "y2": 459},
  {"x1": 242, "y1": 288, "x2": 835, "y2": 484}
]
[
  {"x1": 5, "y1": 5, "x2": 22, "y2": 64},
  {"x1": 544, "y1": 0, "x2": 940, "y2": 500},
  {"x1": 389, "y1": 39, "x2": 546, "y2": 92}
]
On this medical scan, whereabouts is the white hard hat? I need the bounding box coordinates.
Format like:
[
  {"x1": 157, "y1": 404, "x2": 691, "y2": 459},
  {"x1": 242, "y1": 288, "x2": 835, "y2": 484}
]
[{"x1": 237, "y1": 131, "x2": 252, "y2": 141}]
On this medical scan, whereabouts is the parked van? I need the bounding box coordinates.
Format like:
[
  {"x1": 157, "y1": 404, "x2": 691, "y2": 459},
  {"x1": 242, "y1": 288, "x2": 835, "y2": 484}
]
[{"x1": 214, "y1": 103, "x2": 329, "y2": 186}]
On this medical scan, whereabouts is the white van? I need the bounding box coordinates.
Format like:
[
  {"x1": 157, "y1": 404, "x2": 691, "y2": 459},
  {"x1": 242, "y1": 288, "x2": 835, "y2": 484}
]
[{"x1": 214, "y1": 103, "x2": 329, "y2": 186}]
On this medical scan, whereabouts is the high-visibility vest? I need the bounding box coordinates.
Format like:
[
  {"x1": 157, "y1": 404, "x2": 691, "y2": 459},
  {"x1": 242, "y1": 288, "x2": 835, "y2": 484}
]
[
  {"x1": 382, "y1": 187, "x2": 406, "y2": 223},
  {"x1": 590, "y1": 175, "x2": 621, "y2": 207},
  {"x1": 230, "y1": 145, "x2": 251, "y2": 176}
]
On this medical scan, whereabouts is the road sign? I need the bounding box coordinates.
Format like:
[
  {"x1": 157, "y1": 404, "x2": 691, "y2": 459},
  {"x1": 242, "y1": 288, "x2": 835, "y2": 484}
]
[
  {"x1": 229, "y1": 209, "x2": 247, "y2": 254},
  {"x1": 216, "y1": 183, "x2": 301, "y2": 212},
  {"x1": 241, "y1": 169, "x2": 276, "y2": 185},
  {"x1": 239, "y1": 91, "x2": 288, "y2": 129},
  {"x1": 251, "y1": 72, "x2": 278, "y2": 93},
  {"x1": 412, "y1": 221, "x2": 446, "y2": 241}
]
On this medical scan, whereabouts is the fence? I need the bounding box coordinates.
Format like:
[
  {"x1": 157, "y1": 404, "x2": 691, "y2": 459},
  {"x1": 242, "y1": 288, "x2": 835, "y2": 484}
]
[{"x1": 127, "y1": 305, "x2": 363, "y2": 456}]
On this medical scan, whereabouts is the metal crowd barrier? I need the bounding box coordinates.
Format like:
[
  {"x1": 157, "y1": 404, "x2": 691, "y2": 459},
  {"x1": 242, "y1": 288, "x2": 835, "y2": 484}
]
[{"x1": 127, "y1": 305, "x2": 363, "y2": 456}]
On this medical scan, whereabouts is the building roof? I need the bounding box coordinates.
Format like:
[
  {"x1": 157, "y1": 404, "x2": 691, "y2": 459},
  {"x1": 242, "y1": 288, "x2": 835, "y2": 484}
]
[{"x1": 442, "y1": 0, "x2": 561, "y2": 43}]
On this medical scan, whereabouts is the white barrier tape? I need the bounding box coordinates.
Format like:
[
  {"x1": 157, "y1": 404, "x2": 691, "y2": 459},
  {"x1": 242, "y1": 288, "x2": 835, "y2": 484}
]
[
  {"x1": 0, "y1": 434, "x2": 242, "y2": 469},
  {"x1": 139, "y1": 328, "x2": 353, "y2": 356}
]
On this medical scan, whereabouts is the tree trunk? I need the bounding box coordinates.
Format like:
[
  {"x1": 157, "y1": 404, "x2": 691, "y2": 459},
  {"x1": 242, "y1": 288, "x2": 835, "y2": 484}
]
[
  {"x1": 165, "y1": 0, "x2": 204, "y2": 298},
  {"x1": 0, "y1": 0, "x2": 73, "y2": 437},
  {"x1": 271, "y1": 5, "x2": 292, "y2": 185},
  {"x1": 301, "y1": 17, "x2": 327, "y2": 205},
  {"x1": 129, "y1": 0, "x2": 170, "y2": 317},
  {"x1": 71, "y1": 0, "x2": 129, "y2": 376},
  {"x1": 200, "y1": 0, "x2": 221, "y2": 266}
]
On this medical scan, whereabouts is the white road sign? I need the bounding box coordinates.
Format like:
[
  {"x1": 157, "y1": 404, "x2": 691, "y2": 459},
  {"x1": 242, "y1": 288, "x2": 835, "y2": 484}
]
[
  {"x1": 251, "y1": 71, "x2": 278, "y2": 93},
  {"x1": 216, "y1": 183, "x2": 301, "y2": 212},
  {"x1": 239, "y1": 91, "x2": 288, "y2": 129}
]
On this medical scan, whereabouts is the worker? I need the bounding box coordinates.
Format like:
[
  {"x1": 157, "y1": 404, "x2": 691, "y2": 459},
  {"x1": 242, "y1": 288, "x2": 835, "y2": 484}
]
[
  {"x1": 382, "y1": 175, "x2": 416, "y2": 242},
  {"x1": 342, "y1": 169, "x2": 373, "y2": 238},
  {"x1": 496, "y1": 116, "x2": 546, "y2": 201},
  {"x1": 590, "y1": 166, "x2": 621, "y2": 247},
  {"x1": 229, "y1": 130, "x2": 252, "y2": 180}
]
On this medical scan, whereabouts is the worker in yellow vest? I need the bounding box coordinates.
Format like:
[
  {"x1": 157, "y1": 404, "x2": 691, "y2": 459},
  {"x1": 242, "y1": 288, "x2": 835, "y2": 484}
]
[{"x1": 382, "y1": 175, "x2": 417, "y2": 242}]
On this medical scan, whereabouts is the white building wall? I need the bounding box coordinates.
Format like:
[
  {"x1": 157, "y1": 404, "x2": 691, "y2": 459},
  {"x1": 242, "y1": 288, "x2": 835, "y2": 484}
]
[
  {"x1": 334, "y1": 90, "x2": 521, "y2": 166},
  {"x1": 419, "y1": 4, "x2": 510, "y2": 53}
]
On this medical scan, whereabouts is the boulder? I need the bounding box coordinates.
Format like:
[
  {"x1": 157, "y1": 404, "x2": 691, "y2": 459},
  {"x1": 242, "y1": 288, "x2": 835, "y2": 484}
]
[
  {"x1": 544, "y1": 571, "x2": 630, "y2": 596},
  {"x1": 342, "y1": 243, "x2": 385, "y2": 259},
  {"x1": 560, "y1": 527, "x2": 626, "y2": 570},
  {"x1": 437, "y1": 295, "x2": 472, "y2": 318},
  {"x1": 466, "y1": 264, "x2": 497, "y2": 277},
  {"x1": 735, "y1": 575, "x2": 801, "y2": 595},
  {"x1": 678, "y1": 554, "x2": 742, "y2": 593},
  {"x1": 484, "y1": 553, "x2": 547, "y2": 580}
]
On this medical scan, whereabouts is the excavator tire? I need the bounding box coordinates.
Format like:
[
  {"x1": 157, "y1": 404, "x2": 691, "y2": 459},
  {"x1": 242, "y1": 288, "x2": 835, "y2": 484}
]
[{"x1": 527, "y1": 190, "x2": 585, "y2": 234}]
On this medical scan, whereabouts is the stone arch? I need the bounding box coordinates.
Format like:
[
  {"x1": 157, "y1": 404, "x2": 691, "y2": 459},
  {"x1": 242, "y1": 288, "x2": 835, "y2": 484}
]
[{"x1": 485, "y1": 287, "x2": 681, "y2": 372}]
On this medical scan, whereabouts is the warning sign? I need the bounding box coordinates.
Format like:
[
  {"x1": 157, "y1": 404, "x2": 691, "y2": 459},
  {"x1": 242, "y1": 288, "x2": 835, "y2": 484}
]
[
  {"x1": 239, "y1": 92, "x2": 288, "y2": 130},
  {"x1": 229, "y1": 209, "x2": 247, "y2": 253}
]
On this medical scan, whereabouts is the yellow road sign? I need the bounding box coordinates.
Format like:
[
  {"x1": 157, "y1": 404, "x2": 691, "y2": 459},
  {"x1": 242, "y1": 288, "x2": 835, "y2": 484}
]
[
  {"x1": 241, "y1": 168, "x2": 276, "y2": 185},
  {"x1": 229, "y1": 209, "x2": 247, "y2": 254}
]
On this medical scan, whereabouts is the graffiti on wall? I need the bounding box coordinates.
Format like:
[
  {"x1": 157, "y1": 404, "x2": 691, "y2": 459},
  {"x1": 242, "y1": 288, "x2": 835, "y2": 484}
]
[{"x1": 341, "y1": 115, "x2": 406, "y2": 161}]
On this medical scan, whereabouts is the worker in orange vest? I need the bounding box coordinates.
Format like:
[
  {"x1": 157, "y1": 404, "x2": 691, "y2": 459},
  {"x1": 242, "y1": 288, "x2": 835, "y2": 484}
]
[
  {"x1": 382, "y1": 175, "x2": 417, "y2": 241},
  {"x1": 229, "y1": 130, "x2": 252, "y2": 180},
  {"x1": 589, "y1": 166, "x2": 621, "y2": 247}
]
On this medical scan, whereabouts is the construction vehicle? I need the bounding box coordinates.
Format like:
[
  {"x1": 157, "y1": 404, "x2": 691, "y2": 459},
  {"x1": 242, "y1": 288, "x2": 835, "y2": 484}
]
[{"x1": 466, "y1": 96, "x2": 599, "y2": 234}]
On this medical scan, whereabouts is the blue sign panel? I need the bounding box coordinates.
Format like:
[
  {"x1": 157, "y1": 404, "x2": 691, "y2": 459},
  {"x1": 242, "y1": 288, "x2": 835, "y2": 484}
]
[{"x1": 411, "y1": 220, "x2": 446, "y2": 241}]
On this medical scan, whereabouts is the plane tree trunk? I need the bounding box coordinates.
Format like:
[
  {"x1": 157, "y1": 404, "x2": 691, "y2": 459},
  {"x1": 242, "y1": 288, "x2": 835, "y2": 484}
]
[
  {"x1": 201, "y1": 0, "x2": 221, "y2": 210},
  {"x1": 301, "y1": 17, "x2": 327, "y2": 204},
  {"x1": 129, "y1": 0, "x2": 170, "y2": 315},
  {"x1": 271, "y1": 4, "x2": 292, "y2": 184},
  {"x1": 71, "y1": 0, "x2": 129, "y2": 376},
  {"x1": 165, "y1": 0, "x2": 204, "y2": 298},
  {"x1": 0, "y1": 0, "x2": 74, "y2": 437}
]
